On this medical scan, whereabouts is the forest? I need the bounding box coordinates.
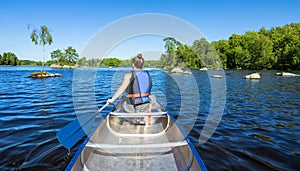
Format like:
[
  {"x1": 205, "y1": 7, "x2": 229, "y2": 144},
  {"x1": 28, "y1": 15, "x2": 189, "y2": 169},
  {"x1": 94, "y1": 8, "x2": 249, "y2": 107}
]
[
  {"x1": 1, "y1": 23, "x2": 299, "y2": 70},
  {"x1": 0, "y1": 52, "x2": 42, "y2": 66},
  {"x1": 159, "y1": 23, "x2": 300, "y2": 70},
  {"x1": 77, "y1": 23, "x2": 300, "y2": 70}
]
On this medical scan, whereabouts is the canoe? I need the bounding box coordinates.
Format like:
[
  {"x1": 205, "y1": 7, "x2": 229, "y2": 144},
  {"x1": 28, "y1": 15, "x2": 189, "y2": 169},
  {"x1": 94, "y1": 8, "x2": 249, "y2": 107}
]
[{"x1": 66, "y1": 97, "x2": 207, "y2": 171}]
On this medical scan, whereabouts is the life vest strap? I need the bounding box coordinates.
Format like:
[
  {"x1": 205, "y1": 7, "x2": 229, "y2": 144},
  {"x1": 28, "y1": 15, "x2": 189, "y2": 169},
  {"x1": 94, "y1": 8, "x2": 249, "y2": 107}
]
[{"x1": 127, "y1": 93, "x2": 150, "y2": 98}]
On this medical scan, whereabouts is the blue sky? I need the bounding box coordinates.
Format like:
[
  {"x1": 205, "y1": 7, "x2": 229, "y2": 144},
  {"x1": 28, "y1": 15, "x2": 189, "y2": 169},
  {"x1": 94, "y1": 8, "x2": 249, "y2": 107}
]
[{"x1": 0, "y1": 0, "x2": 299, "y2": 61}]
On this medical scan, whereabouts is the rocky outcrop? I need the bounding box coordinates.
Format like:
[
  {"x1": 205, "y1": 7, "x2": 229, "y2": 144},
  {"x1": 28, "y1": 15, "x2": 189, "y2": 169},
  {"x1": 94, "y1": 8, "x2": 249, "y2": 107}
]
[
  {"x1": 171, "y1": 68, "x2": 184, "y2": 73},
  {"x1": 275, "y1": 72, "x2": 299, "y2": 76},
  {"x1": 183, "y1": 71, "x2": 192, "y2": 74},
  {"x1": 211, "y1": 75, "x2": 223, "y2": 78},
  {"x1": 29, "y1": 72, "x2": 62, "y2": 78},
  {"x1": 171, "y1": 68, "x2": 192, "y2": 74},
  {"x1": 50, "y1": 64, "x2": 62, "y2": 69},
  {"x1": 243, "y1": 73, "x2": 260, "y2": 79},
  {"x1": 50, "y1": 64, "x2": 80, "y2": 69}
]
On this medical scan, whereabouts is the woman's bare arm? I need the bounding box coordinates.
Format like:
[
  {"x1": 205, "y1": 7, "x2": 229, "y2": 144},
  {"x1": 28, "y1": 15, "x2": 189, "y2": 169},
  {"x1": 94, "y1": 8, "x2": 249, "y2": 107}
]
[{"x1": 107, "y1": 73, "x2": 132, "y2": 103}]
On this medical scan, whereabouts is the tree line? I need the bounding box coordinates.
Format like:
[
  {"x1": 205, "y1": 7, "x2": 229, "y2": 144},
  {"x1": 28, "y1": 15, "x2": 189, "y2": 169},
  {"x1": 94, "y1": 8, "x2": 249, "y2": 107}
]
[
  {"x1": 76, "y1": 57, "x2": 161, "y2": 67},
  {"x1": 2, "y1": 23, "x2": 298, "y2": 70},
  {"x1": 212, "y1": 23, "x2": 300, "y2": 70},
  {"x1": 0, "y1": 52, "x2": 42, "y2": 66},
  {"x1": 159, "y1": 23, "x2": 300, "y2": 70}
]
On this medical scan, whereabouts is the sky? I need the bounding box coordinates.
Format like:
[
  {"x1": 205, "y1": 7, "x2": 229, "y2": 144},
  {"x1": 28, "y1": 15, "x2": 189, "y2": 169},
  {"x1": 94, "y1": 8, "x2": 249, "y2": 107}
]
[{"x1": 0, "y1": 0, "x2": 299, "y2": 61}]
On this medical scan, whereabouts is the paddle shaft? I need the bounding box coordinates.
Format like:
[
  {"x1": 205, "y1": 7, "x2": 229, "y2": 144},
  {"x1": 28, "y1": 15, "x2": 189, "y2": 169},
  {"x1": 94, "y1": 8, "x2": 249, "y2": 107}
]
[{"x1": 98, "y1": 103, "x2": 109, "y2": 112}]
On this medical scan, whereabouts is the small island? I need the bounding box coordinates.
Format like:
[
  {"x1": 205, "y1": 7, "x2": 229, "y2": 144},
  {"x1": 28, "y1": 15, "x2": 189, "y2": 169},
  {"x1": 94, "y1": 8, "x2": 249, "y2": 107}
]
[{"x1": 29, "y1": 71, "x2": 62, "y2": 78}]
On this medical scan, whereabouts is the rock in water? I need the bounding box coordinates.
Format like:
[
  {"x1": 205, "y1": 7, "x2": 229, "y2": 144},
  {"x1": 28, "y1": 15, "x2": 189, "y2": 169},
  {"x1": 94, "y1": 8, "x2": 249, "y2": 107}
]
[
  {"x1": 243, "y1": 73, "x2": 260, "y2": 79},
  {"x1": 171, "y1": 68, "x2": 184, "y2": 73},
  {"x1": 275, "y1": 72, "x2": 296, "y2": 76}
]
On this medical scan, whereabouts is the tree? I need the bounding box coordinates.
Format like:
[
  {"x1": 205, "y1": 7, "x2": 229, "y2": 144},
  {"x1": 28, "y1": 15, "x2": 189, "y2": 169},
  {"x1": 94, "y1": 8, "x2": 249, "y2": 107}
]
[
  {"x1": 30, "y1": 25, "x2": 53, "y2": 72},
  {"x1": 163, "y1": 37, "x2": 179, "y2": 67},
  {"x1": 50, "y1": 46, "x2": 79, "y2": 66},
  {"x1": 64, "y1": 46, "x2": 78, "y2": 65},
  {"x1": 0, "y1": 52, "x2": 18, "y2": 66},
  {"x1": 101, "y1": 58, "x2": 121, "y2": 66},
  {"x1": 211, "y1": 40, "x2": 229, "y2": 69},
  {"x1": 158, "y1": 54, "x2": 168, "y2": 68},
  {"x1": 50, "y1": 49, "x2": 63, "y2": 64},
  {"x1": 192, "y1": 38, "x2": 221, "y2": 69},
  {"x1": 77, "y1": 57, "x2": 88, "y2": 66}
]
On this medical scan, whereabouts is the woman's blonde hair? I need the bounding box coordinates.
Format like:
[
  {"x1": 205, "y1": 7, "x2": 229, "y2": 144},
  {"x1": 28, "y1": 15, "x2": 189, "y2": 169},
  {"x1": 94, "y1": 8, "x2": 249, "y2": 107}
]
[{"x1": 132, "y1": 54, "x2": 144, "y2": 68}]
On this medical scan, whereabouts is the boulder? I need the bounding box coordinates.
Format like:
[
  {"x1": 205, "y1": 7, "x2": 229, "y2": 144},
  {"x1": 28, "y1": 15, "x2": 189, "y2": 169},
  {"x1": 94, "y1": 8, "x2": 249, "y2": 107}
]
[
  {"x1": 211, "y1": 75, "x2": 223, "y2": 78},
  {"x1": 63, "y1": 65, "x2": 72, "y2": 69},
  {"x1": 50, "y1": 64, "x2": 62, "y2": 69},
  {"x1": 183, "y1": 71, "x2": 192, "y2": 74},
  {"x1": 275, "y1": 72, "x2": 296, "y2": 76},
  {"x1": 54, "y1": 73, "x2": 62, "y2": 77},
  {"x1": 171, "y1": 68, "x2": 184, "y2": 73},
  {"x1": 199, "y1": 67, "x2": 208, "y2": 71},
  {"x1": 243, "y1": 73, "x2": 260, "y2": 79}
]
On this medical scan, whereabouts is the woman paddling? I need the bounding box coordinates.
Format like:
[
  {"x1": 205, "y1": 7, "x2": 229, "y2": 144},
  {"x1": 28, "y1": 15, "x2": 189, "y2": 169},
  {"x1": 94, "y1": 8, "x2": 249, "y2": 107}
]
[{"x1": 107, "y1": 54, "x2": 152, "y2": 113}]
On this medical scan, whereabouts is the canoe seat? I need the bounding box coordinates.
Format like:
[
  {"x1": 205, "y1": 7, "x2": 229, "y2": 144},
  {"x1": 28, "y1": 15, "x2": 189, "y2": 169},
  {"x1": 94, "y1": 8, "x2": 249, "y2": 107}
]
[{"x1": 86, "y1": 140, "x2": 188, "y2": 149}]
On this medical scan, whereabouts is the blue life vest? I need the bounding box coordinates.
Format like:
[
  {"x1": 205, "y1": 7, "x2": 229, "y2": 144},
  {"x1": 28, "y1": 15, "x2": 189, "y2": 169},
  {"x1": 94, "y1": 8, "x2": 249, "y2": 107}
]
[{"x1": 126, "y1": 70, "x2": 152, "y2": 105}]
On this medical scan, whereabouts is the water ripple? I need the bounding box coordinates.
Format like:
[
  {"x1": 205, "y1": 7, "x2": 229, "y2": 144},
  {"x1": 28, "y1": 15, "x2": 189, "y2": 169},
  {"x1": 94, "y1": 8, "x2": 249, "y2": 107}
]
[{"x1": 0, "y1": 68, "x2": 299, "y2": 170}]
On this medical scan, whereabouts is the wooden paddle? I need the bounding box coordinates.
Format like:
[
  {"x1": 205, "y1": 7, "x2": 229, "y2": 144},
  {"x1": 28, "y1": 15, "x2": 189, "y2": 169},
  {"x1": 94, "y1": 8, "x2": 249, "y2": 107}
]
[{"x1": 56, "y1": 103, "x2": 110, "y2": 149}]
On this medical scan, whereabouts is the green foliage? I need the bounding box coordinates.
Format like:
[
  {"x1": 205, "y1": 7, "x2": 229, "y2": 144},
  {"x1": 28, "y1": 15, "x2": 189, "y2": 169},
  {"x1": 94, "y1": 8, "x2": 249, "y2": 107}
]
[
  {"x1": 19, "y1": 60, "x2": 42, "y2": 66},
  {"x1": 50, "y1": 46, "x2": 79, "y2": 66},
  {"x1": 161, "y1": 37, "x2": 204, "y2": 69},
  {"x1": 101, "y1": 58, "x2": 121, "y2": 66},
  {"x1": 30, "y1": 26, "x2": 53, "y2": 46},
  {"x1": 29, "y1": 25, "x2": 53, "y2": 71},
  {"x1": 160, "y1": 23, "x2": 300, "y2": 70},
  {"x1": 268, "y1": 23, "x2": 300, "y2": 69},
  {"x1": 51, "y1": 49, "x2": 63, "y2": 63},
  {"x1": 119, "y1": 59, "x2": 131, "y2": 66},
  {"x1": 191, "y1": 38, "x2": 220, "y2": 69},
  {"x1": 0, "y1": 52, "x2": 18, "y2": 66},
  {"x1": 77, "y1": 57, "x2": 102, "y2": 66},
  {"x1": 64, "y1": 46, "x2": 79, "y2": 65},
  {"x1": 45, "y1": 60, "x2": 57, "y2": 66},
  {"x1": 213, "y1": 23, "x2": 300, "y2": 70},
  {"x1": 0, "y1": 52, "x2": 44, "y2": 66}
]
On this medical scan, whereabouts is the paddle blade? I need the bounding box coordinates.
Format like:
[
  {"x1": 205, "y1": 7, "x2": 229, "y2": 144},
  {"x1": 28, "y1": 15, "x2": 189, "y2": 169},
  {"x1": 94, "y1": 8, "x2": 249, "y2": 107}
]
[
  {"x1": 57, "y1": 103, "x2": 110, "y2": 149},
  {"x1": 57, "y1": 113, "x2": 98, "y2": 149}
]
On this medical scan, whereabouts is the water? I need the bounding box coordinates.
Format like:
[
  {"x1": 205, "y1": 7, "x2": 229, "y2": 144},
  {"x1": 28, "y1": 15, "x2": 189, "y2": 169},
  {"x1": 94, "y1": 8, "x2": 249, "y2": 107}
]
[{"x1": 0, "y1": 66, "x2": 299, "y2": 170}]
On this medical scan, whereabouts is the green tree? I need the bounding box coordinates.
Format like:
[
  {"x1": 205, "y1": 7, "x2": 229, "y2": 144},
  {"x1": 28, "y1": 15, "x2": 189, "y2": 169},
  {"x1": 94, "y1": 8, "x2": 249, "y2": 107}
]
[
  {"x1": 176, "y1": 44, "x2": 202, "y2": 69},
  {"x1": 0, "y1": 54, "x2": 3, "y2": 65},
  {"x1": 101, "y1": 58, "x2": 121, "y2": 66},
  {"x1": 163, "y1": 37, "x2": 179, "y2": 67},
  {"x1": 50, "y1": 46, "x2": 78, "y2": 66},
  {"x1": 119, "y1": 59, "x2": 131, "y2": 66},
  {"x1": 268, "y1": 23, "x2": 300, "y2": 69},
  {"x1": 64, "y1": 46, "x2": 78, "y2": 65},
  {"x1": 77, "y1": 57, "x2": 88, "y2": 66},
  {"x1": 192, "y1": 38, "x2": 221, "y2": 69},
  {"x1": 0, "y1": 52, "x2": 18, "y2": 66},
  {"x1": 30, "y1": 25, "x2": 53, "y2": 71},
  {"x1": 50, "y1": 49, "x2": 64, "y2": 64},
  {"x1": 227, "y1": 34, "x2": 243, "y2": 69},
  {"x1": 211, "y1": 40, "x2": 229, "y2": 69}
]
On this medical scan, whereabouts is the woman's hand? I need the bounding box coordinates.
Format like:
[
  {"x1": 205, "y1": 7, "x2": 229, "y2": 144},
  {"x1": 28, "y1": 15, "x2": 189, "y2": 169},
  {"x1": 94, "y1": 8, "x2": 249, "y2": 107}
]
[{"x1": 107, "y1": 99, "x2": 114, "y2": 104}]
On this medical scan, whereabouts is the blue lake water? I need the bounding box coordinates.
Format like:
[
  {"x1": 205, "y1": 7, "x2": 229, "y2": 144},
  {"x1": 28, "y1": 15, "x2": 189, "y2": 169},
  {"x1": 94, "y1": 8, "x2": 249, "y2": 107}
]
[{"x1": 0, "y1": 66, "x2": 299, "y2": 170}]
